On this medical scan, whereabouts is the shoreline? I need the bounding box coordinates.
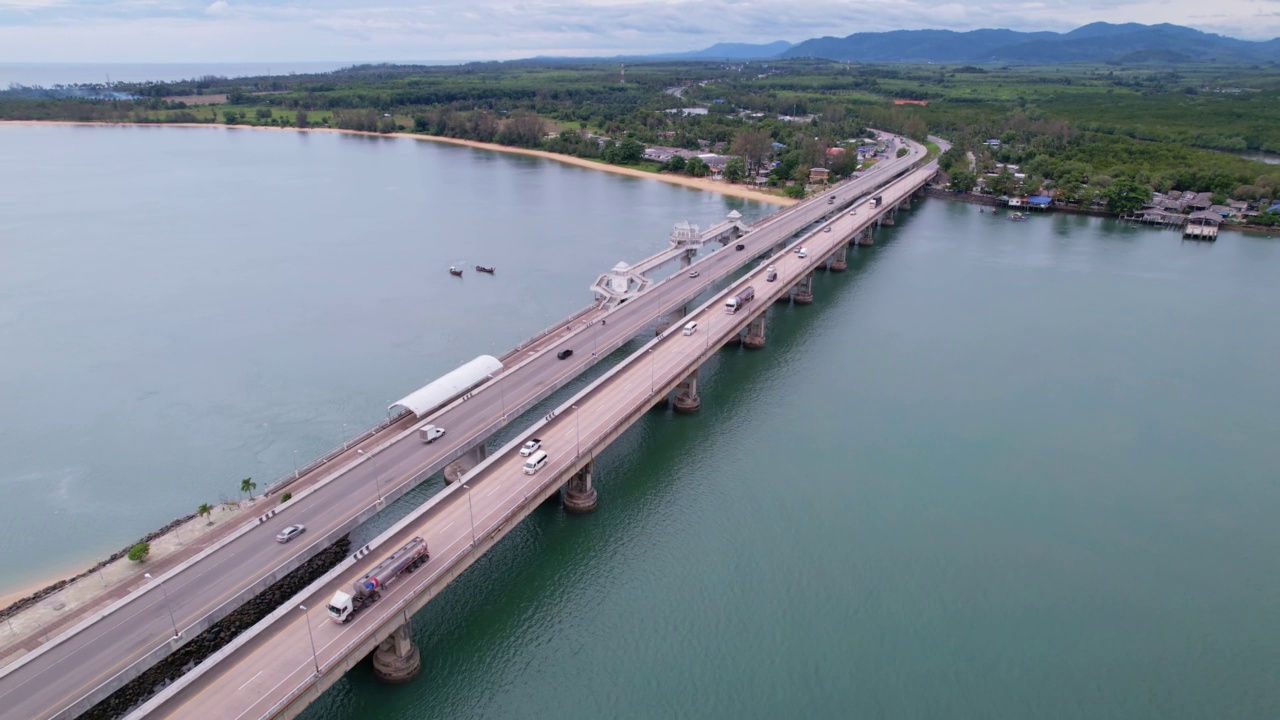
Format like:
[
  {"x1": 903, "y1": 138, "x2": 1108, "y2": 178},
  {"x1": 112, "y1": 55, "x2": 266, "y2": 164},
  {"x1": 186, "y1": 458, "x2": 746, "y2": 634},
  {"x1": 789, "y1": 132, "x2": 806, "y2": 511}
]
[{"x1": 0, "y1": 120, "x2": 796, "y2": 207}]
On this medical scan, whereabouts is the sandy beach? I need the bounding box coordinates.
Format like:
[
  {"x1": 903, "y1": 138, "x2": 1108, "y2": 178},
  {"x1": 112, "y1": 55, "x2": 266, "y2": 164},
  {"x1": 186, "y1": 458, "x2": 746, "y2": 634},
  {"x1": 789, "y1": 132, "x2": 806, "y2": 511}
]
[{"x1": 0, "y1": 120, "x2": 796, "y2": 207}]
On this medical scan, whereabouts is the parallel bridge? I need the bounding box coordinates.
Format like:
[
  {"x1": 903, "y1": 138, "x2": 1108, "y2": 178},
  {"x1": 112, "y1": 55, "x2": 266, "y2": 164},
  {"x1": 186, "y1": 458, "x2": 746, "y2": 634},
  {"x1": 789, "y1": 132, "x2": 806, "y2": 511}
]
[{"x1": 131, "y1": 157, "x2": 939, "y2": 719}]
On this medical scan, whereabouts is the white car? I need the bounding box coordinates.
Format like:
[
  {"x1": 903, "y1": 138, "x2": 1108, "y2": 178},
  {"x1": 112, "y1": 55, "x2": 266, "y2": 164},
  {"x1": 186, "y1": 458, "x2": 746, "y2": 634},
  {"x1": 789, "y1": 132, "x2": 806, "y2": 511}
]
[
  {"x1": 766, "y1": 265, "x2": 776, "y2": 273},
  {"x1": 275, "y1": 524, "x2": 305, "y2": 543},
  {"x1": 798, "y1": 248, "x2": 808, "y2": 258},
  {"x1": 519, "y1": 438, "x2": 542, "y2": 457},
  {"x1": 689, "y1": 270, "x2": 700, "y2": 278}
]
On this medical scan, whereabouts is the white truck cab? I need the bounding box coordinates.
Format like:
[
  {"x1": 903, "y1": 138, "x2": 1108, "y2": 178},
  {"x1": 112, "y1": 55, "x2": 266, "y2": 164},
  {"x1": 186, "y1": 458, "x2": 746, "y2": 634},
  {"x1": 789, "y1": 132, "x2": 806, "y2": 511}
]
[{"x1": 327, "y1": 591, "x2": 355, "y2": 623}]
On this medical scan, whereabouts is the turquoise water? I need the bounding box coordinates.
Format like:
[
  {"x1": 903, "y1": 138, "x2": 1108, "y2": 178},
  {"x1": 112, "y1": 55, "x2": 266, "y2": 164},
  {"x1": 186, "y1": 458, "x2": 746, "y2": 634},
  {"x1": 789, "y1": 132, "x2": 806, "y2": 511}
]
[
  {"x1": 3, "y1": 125, "x2": 1279, "y2": 717},
  {"x1": 308, "y1": 203, "x2": 1280, "y2": 719}
]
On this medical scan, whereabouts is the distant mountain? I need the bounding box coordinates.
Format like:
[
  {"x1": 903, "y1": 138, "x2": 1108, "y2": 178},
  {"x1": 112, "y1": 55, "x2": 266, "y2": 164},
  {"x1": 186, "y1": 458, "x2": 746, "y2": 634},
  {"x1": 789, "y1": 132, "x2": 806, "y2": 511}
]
[
  {"x1": 649, "y1": 40, "x2": 794, "y2": 61},
  {"x1": 780, "y1": 22, "x2": 1280, "y2": 65}
]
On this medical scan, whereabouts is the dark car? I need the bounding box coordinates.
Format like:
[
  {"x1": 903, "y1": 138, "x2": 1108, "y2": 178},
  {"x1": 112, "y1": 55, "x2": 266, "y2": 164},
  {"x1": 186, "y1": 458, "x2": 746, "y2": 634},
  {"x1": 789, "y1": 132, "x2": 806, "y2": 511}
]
[
  {"x1": 767, "y1": 271, "x2": 778, "y2": 282},
  {"x1": 735, "y1": 243, "x2": 745, "y2": 251},
  {"x1": 557, "y1": 349, "x2": 573, "y2": 360}
]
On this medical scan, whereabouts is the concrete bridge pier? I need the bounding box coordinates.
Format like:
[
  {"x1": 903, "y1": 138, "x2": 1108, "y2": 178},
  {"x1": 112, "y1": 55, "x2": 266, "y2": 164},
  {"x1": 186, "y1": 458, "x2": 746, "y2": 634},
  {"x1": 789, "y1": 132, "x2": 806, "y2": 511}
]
[
  {"x1": 743, "y1": 313, "x2": 767, "y2": 349},
  {"x1": 723, "y1": 327, "x2": 743, "y2": 347},
  {"x1": 372, "y1": 618, "x2": 421, "y2": 683},
  {"x1": 882, "y1": 205, "x2": 897, "y2": 226},
  {"x1": 563, "y1": 460, "x2": 598, "y2": 514},
  {"x1": 672, "y1": 369, "x2": 701, "y2": 414},
  {"x1": 856, "y1": 228, "x2": 874, "y2": 247},
  {"x1": 444, "y1": 443, "x2": 488, "y2": 485},
  {"x1": 830, "y1": 244, "x2": 849, "y2": 272},
  {"x1": 793, "y1": 273, "x2": 815, "y2": 305}
]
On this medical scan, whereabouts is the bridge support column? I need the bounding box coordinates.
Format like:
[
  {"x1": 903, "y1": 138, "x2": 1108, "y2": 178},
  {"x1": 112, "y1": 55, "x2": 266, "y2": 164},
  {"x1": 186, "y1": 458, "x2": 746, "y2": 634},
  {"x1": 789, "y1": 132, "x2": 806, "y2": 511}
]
[
  {"x1": 563, "y1": 460, "x2": 598, "y2": 514},
  {"x1": 673, "y1": 369, "x2": 701, "y2": 414},
  {"x1": 882, "y1": 206, "x2": 896, "y2": 226},
  {"x1": 444, "y1": 443, "x2": 487, "y2": 485},
  {"x1": 830, "y1": 245, "x2": 848, "y2": 272},
  {"x1": 857, "y1": 228, "x2": 874, "y2": 247},
  {"x1": 723, "y1": 327, "x2": 743, "y2": 347},
  {"x1": 373, "y1": 619, "x2": 421, "y2": 683},
  {"x1": 743, "y1": 314, "x2": 767, "y2": 349},
  {"x1": 793, "y1": 273, "x2": 815, "y2": 305}
]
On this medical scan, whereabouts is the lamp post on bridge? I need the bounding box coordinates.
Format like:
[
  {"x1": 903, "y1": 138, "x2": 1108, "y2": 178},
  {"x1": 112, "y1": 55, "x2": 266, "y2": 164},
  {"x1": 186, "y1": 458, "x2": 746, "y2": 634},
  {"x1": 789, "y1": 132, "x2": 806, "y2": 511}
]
[
  {"x1": 299, "y1": 605, "x2": 320, "y2": 677},
  {"x1": 357, "y1": 448, "x2": 384, "y2": 506},
  {"x1": 463, "y1": 483, "x2": 477, "y2": 545},
  {"x1": 144, "y1": 573, "x2": 180, "y2": 640},
  {"x1": 571, "y1": 405, "x2": 581, "y2": 458},
  {"x1": 648, "y1": 348, "x2": 655, "y2": 394}
]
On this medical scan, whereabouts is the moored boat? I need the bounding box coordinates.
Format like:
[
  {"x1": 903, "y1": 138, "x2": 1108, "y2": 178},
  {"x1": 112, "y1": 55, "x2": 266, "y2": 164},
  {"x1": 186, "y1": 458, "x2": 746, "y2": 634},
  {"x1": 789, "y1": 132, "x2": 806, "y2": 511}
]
[
  {"x1": 475, "y1": 265, "x2": 495, "y2": 274},
  {"x1": 449, "y1": 266, "x2": 463, "y2": 276}
]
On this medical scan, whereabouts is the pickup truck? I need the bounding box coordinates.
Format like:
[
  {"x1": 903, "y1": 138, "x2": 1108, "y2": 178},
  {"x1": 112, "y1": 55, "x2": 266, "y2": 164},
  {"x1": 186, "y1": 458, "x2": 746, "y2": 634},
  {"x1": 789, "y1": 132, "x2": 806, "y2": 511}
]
[{"x1": 519, "y1": 438, "x2": 542, "y2": 456}]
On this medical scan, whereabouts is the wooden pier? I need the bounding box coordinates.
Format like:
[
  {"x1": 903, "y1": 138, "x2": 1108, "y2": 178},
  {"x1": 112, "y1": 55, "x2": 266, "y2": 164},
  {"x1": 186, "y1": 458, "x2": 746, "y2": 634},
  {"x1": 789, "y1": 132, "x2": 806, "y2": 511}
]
[{"x1": 1183, "y1": 210, "x2": 1222, "y2": 241}]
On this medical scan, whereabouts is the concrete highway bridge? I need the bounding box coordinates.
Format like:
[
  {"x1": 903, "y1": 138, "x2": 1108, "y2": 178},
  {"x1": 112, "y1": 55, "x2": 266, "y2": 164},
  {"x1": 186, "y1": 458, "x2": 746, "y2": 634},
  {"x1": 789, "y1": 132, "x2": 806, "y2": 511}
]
[
  {"x1": 129, "y1": 160, "x2": 939, "y2": 719},
  {"x1": 0, "y1": 135, "x2": 932, "y2": 720}
]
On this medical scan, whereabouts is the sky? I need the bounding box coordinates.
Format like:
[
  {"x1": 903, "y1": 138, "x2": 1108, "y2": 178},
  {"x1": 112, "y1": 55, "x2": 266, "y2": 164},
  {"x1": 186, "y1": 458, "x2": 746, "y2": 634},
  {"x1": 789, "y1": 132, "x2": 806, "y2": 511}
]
[{"x1": 0, "y1": 0, "x2": 1277, "y2": 64}]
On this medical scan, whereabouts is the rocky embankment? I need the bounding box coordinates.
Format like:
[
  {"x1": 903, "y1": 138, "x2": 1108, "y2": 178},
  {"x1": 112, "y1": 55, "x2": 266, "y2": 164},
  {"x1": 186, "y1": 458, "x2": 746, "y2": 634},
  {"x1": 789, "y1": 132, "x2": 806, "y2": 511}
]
[{"x1": 81, "y1": 535, "x2": 352, "y2": 720}]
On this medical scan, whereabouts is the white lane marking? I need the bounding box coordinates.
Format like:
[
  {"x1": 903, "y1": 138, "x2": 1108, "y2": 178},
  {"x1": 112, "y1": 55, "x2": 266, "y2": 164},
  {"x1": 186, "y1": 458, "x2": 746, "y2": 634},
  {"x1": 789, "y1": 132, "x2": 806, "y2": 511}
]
[{"x1": 238, "y1": 670, "x2": 264, "y2": 691}]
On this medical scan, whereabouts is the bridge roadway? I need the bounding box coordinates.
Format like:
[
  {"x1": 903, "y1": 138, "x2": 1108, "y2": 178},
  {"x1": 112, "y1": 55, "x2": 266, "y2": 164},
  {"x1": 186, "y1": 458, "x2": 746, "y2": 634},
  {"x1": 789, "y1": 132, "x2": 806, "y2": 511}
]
[
  {"x1": 134, "y1": 161, "x2": 939, "y2": 719},
  {"x1": 1, "y1": 137, "x2": 925, "y2": 720}
]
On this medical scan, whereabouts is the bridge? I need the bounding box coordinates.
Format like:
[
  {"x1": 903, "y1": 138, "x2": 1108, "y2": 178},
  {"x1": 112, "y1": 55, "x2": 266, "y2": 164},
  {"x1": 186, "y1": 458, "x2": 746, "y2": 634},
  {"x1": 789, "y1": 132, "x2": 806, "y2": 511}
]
[
  {"x1": 0, "y1": 135, "x2": 931, "y2": 720},
  {"x1": 129, "y1": 159, "x2": 939, "y2": 719}
]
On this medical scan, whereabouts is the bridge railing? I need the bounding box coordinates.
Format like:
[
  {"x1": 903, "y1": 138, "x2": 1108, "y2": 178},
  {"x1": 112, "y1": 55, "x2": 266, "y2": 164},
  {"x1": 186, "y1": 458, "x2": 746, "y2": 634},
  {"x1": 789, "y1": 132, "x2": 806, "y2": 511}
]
[
  {"x1": 261, "y1": 409, "x2": 410, "y2": 498},
  {"x1": 498, "y1": 303, "x2": 600, "y2": 364}
]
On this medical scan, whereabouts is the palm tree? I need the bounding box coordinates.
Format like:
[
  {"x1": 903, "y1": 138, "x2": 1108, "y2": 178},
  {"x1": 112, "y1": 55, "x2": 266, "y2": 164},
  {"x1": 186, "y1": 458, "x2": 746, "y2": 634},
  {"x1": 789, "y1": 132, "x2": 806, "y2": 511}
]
[
  {"x1": 198, "y1": 503, "x2": 214, "y2": 525},
  {"x1": 240, "y1": 477, "x2": 257, "y2": 502}
]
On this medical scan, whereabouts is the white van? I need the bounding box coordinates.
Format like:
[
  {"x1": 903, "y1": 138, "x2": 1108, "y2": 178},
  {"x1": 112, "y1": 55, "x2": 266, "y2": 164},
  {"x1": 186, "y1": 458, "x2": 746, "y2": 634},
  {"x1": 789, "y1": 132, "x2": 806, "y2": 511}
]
[
  {"x1": 682, "y1": 321, "x2": 698, "y2": 336},
  {"x1": 522, "y1": 449, "x2": 549, "y2": 475},
  {"x1": 418, "y1": 425, "x2": 445, "y2": 443}
]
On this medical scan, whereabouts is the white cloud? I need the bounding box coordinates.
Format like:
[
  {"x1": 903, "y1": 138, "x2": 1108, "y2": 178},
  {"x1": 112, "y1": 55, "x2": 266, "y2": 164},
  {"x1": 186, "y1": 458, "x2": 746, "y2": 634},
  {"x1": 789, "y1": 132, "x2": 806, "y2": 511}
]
[{"x1": 0, "y1": 0, "x2": 1276, "y2": 62}]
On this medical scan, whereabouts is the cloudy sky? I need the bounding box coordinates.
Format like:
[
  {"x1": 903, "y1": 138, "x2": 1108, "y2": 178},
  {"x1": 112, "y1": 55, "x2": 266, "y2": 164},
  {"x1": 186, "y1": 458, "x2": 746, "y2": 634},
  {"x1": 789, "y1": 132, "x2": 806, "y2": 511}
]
[{"x1": 0, "y1": 0, "x2": 1276, "y2": 63}]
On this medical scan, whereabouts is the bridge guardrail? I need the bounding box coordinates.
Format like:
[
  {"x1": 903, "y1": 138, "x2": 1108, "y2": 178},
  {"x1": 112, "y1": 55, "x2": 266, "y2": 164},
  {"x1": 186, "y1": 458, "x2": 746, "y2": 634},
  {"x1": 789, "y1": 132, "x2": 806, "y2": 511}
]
[{"x1": 261, "y1": 409, "x2": 410, "y2": 498}]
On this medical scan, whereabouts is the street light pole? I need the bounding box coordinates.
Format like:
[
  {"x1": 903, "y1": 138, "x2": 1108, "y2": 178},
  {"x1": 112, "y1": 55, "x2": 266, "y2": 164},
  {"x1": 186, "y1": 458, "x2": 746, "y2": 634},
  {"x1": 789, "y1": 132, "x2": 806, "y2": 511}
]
[
  {"x1": 342, "y1": 423, "x2": 348, "y2": 450},
  {"x1": 299, "y1": 605, "x2": 320, "y2": 676},
  {"x1": 572, "y1": 405, "x2": 581, "y2": 458},
  {"x1": 463, "y1": 484, "x2": 476, "y2": 545},
  {"x1": 144, "y1": 573, "x2": 180, "y2": 640},
  {"x1": 292, "y1": 450, "x2": 299, "y2": 479},
  {"x1": 357, "y1": 449, "x2": 384, "y2": 505}
]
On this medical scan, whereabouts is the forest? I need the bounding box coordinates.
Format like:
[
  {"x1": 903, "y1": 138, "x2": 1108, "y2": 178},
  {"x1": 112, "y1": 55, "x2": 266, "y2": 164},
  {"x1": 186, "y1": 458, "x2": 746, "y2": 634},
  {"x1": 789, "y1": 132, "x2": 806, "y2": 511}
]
[{"x1": 3, "y1": 58, "x2": 1280, "y2": 210}]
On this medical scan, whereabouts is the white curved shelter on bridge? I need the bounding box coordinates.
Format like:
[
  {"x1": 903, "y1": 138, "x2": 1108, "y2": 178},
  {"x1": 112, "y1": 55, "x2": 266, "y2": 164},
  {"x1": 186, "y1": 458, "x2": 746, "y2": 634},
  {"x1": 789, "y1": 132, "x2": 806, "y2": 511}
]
[{"x1": 389, "y1": 355, "x2": 504, "y2": 418}]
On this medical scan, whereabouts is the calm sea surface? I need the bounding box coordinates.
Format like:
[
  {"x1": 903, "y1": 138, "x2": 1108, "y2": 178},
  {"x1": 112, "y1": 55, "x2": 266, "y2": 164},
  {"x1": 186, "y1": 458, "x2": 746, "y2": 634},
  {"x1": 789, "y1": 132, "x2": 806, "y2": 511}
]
[{"x1": 4, "y1": 125, "x2": 1280, "y2": 718}]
